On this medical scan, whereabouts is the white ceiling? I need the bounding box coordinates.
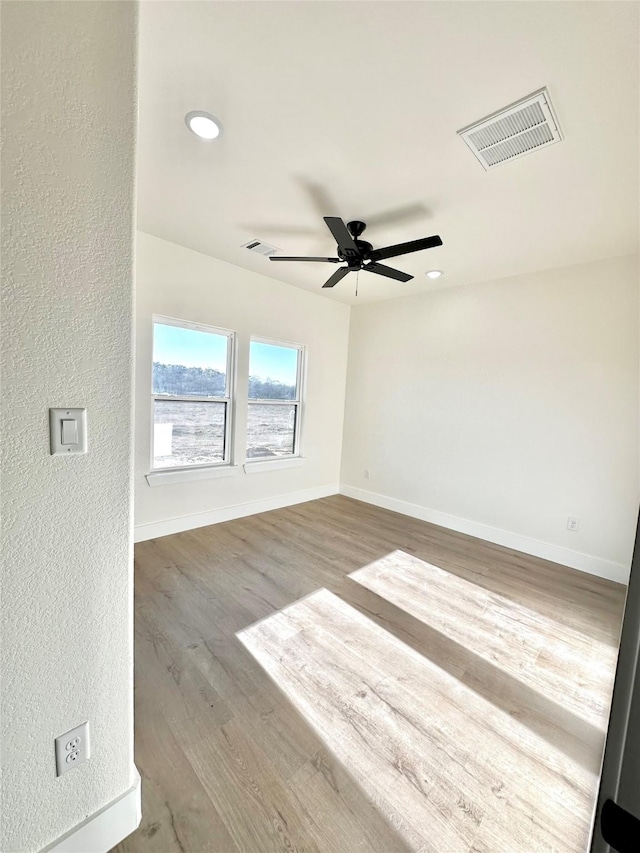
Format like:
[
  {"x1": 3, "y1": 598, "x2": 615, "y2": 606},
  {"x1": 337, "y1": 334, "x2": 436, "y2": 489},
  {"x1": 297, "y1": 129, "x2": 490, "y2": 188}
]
[{"x1": 137, "y1": 1, "x2": 639, "y2": 305}]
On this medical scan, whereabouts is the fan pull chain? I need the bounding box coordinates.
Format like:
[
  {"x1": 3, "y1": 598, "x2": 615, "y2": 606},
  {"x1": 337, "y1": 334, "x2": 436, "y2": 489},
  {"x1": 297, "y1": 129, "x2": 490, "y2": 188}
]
[{"x1": 355, "y1": 269, "x2": 359, "y2": 298}]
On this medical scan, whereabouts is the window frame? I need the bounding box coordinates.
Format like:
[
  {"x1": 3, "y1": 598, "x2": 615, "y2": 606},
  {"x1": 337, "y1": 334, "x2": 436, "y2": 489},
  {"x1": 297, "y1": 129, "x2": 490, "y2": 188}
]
[
  {"x1": 150, "y1": 315, "x2": 235, "y2": 473},
  {"x1": 246, "y1": 336, "x2": 305, "y2": 463}
]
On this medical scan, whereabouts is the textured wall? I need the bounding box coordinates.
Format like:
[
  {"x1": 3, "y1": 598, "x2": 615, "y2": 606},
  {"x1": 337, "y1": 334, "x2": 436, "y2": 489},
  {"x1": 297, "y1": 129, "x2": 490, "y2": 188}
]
[
  {"x1": 341, "y1": 255, "x2": 639, "y2": 576},
  {"x1": 1, "y1": 3, "x2": 137, "y2": 850},
  {"x1": 134, "y1": 232, "x2": 350, "y2": 533}
]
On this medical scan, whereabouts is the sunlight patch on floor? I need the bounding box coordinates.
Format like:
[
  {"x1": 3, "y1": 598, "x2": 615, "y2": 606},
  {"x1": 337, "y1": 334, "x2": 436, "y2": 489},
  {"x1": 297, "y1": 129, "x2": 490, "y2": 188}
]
[
  {"x1": 237, "y1": 587, "x2": 600, "y2": 853},
  {"x1": 350, "y1": 549, "x2": 617, "y2": 731}
]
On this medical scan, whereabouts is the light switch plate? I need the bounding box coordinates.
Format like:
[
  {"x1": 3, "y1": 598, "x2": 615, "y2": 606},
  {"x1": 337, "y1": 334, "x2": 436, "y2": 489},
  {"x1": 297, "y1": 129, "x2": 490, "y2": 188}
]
[{"x1": 49, "y1": 408, "x2": 87, "y2": 455}]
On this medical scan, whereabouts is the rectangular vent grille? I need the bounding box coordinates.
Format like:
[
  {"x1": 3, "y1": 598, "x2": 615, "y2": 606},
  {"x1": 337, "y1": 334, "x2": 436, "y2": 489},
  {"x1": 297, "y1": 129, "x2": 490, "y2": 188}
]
[
  {"x1": 457, "y1": 88, "x2": 562, "y2": 170},
  {"x1": 241, "y1": 239, "x2": 279, "y2": 256}
]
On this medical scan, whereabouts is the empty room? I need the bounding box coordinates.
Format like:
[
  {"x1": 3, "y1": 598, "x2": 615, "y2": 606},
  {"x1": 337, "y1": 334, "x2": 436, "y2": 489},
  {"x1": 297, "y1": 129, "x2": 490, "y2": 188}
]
[{"x1": 2, "y1": 2, "x2": 640, "y2": 853}]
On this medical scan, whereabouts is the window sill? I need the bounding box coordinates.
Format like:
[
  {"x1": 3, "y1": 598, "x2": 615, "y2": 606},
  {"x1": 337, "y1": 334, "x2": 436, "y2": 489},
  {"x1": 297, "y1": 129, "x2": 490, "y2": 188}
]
[
  {"x1": 146, "y1": 465, "x2": 240, "y2": 488},
  {"x1": 243, "y1": 457, "x2": 306, "y2": 474}
]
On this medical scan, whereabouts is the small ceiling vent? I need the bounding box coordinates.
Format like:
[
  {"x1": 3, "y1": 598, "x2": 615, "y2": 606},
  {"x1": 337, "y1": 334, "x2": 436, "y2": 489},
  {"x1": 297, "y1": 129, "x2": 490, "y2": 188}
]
[
  {"x1": 242, "y1": 239, "x2": 279, "y2": 257},
  {"x1": 457, "y1": 88, "x2": 562, "y2": 170}
]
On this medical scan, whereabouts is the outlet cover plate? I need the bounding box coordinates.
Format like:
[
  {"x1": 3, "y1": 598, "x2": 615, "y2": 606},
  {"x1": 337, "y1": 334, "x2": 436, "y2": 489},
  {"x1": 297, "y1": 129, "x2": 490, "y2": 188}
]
[{"x1": 55, "y1": 721, "x2": 90, "y2": 776}]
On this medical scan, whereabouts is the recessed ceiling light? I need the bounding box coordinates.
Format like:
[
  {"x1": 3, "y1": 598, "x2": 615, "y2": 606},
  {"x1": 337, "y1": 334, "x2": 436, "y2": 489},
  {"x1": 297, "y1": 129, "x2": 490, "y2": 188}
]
[
  {"x1": 426, "y1": 269, "x2": 443, "y2": 279},
  {"x1": 185, "y1": 110, "x2": 222, "y2": 140}
]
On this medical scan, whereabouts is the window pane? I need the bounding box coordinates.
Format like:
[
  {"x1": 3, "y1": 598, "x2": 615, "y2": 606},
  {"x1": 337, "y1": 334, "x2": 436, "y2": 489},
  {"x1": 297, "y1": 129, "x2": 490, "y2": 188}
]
[
  {"x1": 153, "y1": 400, "x2": 225, "y2": 468},
  {"x1": 246, "y1": 403, "x2": 296, "y2": 458},
  {"x1": 153, "y1": 323, "x2": 228, "y2": 397},
  {"x1": 249, "y1": 341, "x2": 298, "y2": 400}
]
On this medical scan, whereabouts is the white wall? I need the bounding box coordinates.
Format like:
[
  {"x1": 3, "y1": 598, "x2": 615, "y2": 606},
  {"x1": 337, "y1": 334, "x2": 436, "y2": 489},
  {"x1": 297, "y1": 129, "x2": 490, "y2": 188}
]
[
  {"x1": 134, "y1": 232, "x2": 350, "y2": 539},
  {"x1": 341, "y1": 255, "x2": 639, "y2": 583},
  {"x1": 1, "y1": 3, "x2": 138, "y2": 851}
]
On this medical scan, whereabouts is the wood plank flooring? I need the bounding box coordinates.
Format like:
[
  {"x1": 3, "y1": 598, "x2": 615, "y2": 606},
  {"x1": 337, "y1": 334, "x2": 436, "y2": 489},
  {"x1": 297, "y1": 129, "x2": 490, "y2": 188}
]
[{"x1": 113, "y1": 495, "x2": 626, "y2": 853}]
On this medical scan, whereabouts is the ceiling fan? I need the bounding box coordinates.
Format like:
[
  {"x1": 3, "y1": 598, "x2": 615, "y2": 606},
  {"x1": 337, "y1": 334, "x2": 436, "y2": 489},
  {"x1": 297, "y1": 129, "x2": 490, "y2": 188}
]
[{"x1": 269, "y1": 217, "x2": 442, "y2": 288}]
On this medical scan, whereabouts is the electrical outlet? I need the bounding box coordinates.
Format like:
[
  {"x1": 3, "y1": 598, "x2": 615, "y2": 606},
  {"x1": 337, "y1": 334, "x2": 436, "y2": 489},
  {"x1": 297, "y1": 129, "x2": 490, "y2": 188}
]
[
  {"x1": 567, "y1": 517, "x2": 580, "y2": 532},
  {"x1": 55, "y1": 722, "x2": 90, "y2": 776},
  {"x1": 364, "y1": 469, "x2": 370, "y2": 480}
]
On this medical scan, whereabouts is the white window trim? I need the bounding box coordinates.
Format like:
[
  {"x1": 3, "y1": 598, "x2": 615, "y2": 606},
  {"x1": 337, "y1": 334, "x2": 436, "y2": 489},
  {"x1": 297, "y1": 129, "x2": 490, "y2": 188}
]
[
  {"x1": 243, "y1": 457, "x2": 306, "y2": 474},
  {"x1": 146, "y1": 464, "x2": 241, "y2": 488},
  {"x1": 151, "y1": 315, "x2": 235, "y2": 473},
  {"x1": 245, "y1": 337, "x2": 305, "y2": 464}
]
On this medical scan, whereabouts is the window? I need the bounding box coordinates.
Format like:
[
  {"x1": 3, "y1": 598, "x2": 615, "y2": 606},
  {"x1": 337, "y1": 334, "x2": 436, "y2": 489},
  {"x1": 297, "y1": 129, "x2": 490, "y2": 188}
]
[
  {"x1": 247, "y1": 338, "x2": 303, "y2": 460},
  {"x1": 152, "y1": 318, "x2": 233, "y2": 470}
]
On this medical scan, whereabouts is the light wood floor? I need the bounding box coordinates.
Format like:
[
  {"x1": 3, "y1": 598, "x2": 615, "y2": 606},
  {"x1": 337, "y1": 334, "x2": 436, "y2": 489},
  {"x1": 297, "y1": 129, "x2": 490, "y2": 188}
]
[{"x1": 113, "y1": 495, "x2": 625, "y2": 853}]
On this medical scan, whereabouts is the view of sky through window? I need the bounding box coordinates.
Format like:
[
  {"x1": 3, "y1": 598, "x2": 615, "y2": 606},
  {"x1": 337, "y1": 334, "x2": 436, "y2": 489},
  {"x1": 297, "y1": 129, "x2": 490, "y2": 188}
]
[
  {"x1": 249, "y1": 341, "x2": 298, "y2": 385},
  {"x1": 153, "y1": 322, "x2": 228, "y2": 371}
]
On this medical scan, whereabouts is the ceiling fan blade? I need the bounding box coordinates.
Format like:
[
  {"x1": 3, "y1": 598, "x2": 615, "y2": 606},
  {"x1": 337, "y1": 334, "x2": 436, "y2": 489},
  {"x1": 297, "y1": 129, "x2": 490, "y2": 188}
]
[
  {"x1": 323, "y1": 217, "x2": 359, "y2": 259},
  {"x1": 269, "y1": 256, "x2": 340, "y2": 263},
  {"x1": 363, "y1": 262, "x2": 413, "y2": 283},
  {"x1": 322, "y1": 267, "x2": 351, "y2": 288},
  {"x1": 369, "y1": 235, "x2": 442, "y2": 262}
]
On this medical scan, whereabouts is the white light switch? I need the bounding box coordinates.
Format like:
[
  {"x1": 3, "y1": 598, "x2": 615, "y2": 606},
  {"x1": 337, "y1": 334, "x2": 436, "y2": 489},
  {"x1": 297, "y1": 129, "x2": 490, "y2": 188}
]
[
  {"x1": 61, "y1": 419, "x2": 78, "y2": 445},
  {"x1": 49, "y1": 408, "x2": 87, "y2": 455}
]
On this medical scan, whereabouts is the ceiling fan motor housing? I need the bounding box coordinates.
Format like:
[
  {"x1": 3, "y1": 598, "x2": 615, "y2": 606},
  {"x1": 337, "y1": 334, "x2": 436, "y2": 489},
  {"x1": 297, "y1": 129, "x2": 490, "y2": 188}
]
[
  {"x1": 339, "y1": 240, "x2": 373, "y2": 267},
  {"x1": 337, "y1": 220, "x2": 370, "y2": 266}
]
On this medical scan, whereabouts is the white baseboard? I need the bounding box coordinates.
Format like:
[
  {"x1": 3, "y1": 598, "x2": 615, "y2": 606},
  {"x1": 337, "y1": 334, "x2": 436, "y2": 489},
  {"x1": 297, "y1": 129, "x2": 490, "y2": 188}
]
[
  {"x1": 340, "y1": 484, "x2": 630, "y2": 585},
  {"x1": 134, "y1": 483, "x2": 340, "y2": 542},
  {"x1": 42, "y1": 769, "x2": 141, "y2": 853}
]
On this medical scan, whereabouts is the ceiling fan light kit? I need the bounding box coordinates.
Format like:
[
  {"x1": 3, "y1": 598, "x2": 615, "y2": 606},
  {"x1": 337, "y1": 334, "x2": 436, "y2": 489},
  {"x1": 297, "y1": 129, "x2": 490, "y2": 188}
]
[{"x1": 269, "y1": 217, "x2": 443, "y2": 289}]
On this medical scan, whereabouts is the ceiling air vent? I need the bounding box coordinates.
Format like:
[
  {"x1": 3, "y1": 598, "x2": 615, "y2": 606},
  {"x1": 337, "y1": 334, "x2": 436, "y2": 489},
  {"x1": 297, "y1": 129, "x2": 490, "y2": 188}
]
[
  {"x1": 241, "y1": 239, "x2": 279, "y2": 256},
  {"x1": 457, "y1": 88, "x2": 562, "y2": 170}
]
